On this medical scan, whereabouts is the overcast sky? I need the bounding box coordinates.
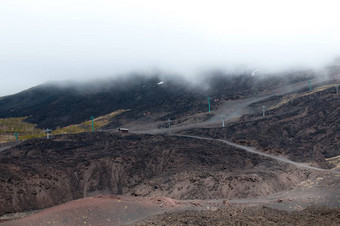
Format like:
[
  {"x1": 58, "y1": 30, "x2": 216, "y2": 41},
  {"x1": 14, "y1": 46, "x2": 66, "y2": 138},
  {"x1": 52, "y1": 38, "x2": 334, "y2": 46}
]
[{"x1": 1, "y1": 0, "x2": 340, "y2": 96}]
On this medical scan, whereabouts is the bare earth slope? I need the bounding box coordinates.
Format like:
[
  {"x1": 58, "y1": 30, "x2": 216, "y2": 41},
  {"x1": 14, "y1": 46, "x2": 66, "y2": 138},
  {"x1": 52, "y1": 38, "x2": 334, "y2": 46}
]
[
  {"x1": 0, "y1": 132, "x2": 310, "y2": 216},
  {"x1": 135, "y1": 205, "x2": 340, "y2": 226},
  {"x1": 0, "y1": 74, "x2": 339, "y2": 225}
]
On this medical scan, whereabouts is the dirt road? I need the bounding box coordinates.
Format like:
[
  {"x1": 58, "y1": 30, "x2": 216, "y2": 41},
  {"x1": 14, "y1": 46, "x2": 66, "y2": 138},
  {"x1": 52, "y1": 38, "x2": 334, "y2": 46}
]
[
  {"x1": 175, "y1": 134, "x2": 337, "y2": 172},
  {"x1": 0, "y1": 142, "x2": 18, "y2": 152},
  {"x1": 204, "y1": 77, "x2": 335, "y2": 124},
  {"x1": 136, "y1": 77, "x2": 336, "y2": 135}
]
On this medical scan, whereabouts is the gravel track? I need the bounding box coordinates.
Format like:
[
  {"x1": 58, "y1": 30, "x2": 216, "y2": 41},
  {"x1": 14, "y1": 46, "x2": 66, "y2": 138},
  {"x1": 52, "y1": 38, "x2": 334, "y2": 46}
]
[{"x1": 175, "y1": 134, "x2": 338, "y2": 173}]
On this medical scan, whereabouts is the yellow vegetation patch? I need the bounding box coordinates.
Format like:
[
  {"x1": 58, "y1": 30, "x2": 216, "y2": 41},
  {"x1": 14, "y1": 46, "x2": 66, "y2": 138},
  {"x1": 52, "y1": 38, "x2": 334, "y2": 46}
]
[
  {"x1": 326, "y1": 155, "x2": 340, "y2": 170},
  {"x1": 0, "y1": 134, "x2": 17, "y2": 143},
  {"x1": 0, "y1": 117, "x2": 39, "y2": 133},
  {"x1": 52, "y1": 109, "x2": 128, "y2": 135},
  {"x1": 0, "y1": 117, "x2": 44, "y2": 142},
  {"x1": 0, "y1": 109, "x2": 128, "y2": 143}
]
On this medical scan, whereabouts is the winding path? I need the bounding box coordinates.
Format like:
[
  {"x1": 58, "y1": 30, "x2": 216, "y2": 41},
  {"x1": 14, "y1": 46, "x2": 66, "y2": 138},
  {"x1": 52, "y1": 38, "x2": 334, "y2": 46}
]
[
  {"x1": 136, "y1": 78, "x2": 336, "y2": 135},
  {"x1": 0, "y1": 142, "x2": 18, "y2": 153},
  {"x1": 175, "y1": 134, "x2": 335, "y2": 172}
]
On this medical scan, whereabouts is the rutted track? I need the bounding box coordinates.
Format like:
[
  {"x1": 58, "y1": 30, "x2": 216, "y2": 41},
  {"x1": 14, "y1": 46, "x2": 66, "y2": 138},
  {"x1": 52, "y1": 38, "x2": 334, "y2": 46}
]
[
  {"x1": 0, "y1": 142, "x2": 19, "y2": 152},
  {"x1": 135, "y1": 78, "x2": 336, "y2": 135},
  {"x1": 205, "y1": 77, "x2": 323, "y2": 124},
  {"x1": 175, "y1": 134, "x2": 336, "y2": 172}
]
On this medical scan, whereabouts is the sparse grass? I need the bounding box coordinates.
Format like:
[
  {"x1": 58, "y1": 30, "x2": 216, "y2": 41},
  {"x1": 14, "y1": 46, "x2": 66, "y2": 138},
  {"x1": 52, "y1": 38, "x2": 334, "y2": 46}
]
[
  {"x1": 52, "y1": 109, "x2": 128, "y2": 135},
  {"x1": 0, "y1": 134, "x2": 17, "y2": 143},
  {"x1": 0, "y1": 117, "x2": 43, "y2": 142},
  {"x1": 0, "y1": 109, "x2": 128, "y2": 143},
  {"x1": 0, "y1": 117, "x2": 40, "y2": 133},
  {"x1": 19, "y1": 132, "x2": 46, "y2": 141},
  {"x1": 326, "y1": 155, "x2": 340, "y2": 170}
]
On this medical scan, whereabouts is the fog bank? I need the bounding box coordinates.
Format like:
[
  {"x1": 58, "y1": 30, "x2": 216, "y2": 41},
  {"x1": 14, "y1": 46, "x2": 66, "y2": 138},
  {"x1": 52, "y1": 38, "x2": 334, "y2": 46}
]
[{"x1": 1, "y1": 0, "x2": 340, "y2": 96}]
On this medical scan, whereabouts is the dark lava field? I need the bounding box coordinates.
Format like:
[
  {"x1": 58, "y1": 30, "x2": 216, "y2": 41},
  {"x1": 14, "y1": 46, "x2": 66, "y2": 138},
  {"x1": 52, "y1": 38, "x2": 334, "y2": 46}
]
[
  {"x1": 0, "y1": 70, "x2": 339, "y2": 225},
  {"x1": 0, "y1": 71, "x2": 315, "y2": 129},
  {"x1": 183, "y1": 87, "x2": 340, "y2": 168},
  {"x1": 0, "y1": 132, "x2": 309, "y2": 216}
]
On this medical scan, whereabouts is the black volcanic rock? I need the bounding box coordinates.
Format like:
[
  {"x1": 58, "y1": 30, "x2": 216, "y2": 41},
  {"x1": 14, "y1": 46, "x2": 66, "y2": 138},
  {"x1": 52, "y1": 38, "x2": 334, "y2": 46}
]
[
  {"x1": 183, "y1": 88, "x2": 340, "y2": 167},
  {"x1": 0, "y1": 75, "x2": 205, "y2": 129},
  {"x1": 0, "y1": 72, "x2": 314, "y2": 129}
]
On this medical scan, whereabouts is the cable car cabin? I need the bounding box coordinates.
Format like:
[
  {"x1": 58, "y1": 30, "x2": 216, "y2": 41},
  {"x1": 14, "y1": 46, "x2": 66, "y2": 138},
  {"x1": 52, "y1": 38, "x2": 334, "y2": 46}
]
[{"x1": 118, "y1": 128, "x2": 129, "y2": 133}]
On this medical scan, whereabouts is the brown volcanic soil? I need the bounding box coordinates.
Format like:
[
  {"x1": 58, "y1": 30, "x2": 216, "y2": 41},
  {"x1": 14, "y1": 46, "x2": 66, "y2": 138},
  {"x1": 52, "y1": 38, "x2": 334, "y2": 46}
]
[
  {"x1": 2, "y1": 196, "x2": 189, "y2": 226},
  {"x1": 134, "y1": 170, "x2": 340, "y2": 225},
  {"x1": 0, "y1": 132, "x2": 310, "y2": 216},
  {"x1": 135, "y1": 205, "x2": 340, "y2": 226},
  {"x1": 3, "y1": 193, "x2": 340, "y2": 226},
  {"x1": 2, "y1": 170, "x2": 339, "y2": 225},
  {"x1": 182, "y1": 87, "x2": 340, "y2": 168}
]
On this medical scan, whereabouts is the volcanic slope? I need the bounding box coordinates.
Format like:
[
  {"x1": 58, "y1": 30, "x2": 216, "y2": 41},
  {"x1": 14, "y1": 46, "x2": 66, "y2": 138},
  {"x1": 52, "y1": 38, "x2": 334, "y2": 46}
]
[
  {"x1": 0, "y1": 132, "x2": 310, "y2": 216},
  {"x1": 0, "y1": 72, "x2": 315, "y2": 130},
  {"x1": 135, "y1": 205, "x2": 340, "y2": 226},
  {"x1": 182, "y1": 85, "x2": 340, "y2": 169}
]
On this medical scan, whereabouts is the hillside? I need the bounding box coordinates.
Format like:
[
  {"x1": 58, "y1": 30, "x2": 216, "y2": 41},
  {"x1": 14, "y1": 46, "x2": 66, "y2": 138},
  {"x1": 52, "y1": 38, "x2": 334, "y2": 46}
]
[
  {"x1": 0, "y1": 132, "x2": 309, "y2": 216},
  {"x1": 1, "y1": 69, "x2": 340, "y2": 224},
  {"x1": 0, "y1": 110, "x2": 126, "y2": 143},
  {"x1": 182, "y1": 85, "x2": 340, "y2": 168},
  {"x1": 0, "y1": 72, "x2": 315, "y2": 130}
]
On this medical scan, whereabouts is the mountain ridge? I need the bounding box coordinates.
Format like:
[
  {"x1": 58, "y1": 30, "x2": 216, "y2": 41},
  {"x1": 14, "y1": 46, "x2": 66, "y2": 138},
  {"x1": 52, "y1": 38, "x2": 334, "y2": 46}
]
[{"x1": 0, "y1": 72, "x2": 316, "y2": 129}]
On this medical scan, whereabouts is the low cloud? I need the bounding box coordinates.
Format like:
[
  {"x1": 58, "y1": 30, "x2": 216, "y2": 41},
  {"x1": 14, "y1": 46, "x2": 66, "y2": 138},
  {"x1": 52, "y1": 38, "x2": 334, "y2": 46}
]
[{"x1": 1, "y1": 0, "x2": 340, "y2": 96}]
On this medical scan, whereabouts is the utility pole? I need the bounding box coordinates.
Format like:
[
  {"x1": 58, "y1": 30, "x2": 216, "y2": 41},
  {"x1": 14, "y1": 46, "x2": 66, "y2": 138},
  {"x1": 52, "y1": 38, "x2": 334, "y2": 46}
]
[
  {"x1": 262, "y1": 105, "x2": 266, "y2": 117},
  {"x1": 91, "y1": 116, "x2": 94, "y2": 132},
  {"x1": 44, "y1": 129, "x2": 52, "y2": 139},
  {"x1": 336, "y1": 84, "x2": 339, "y2": 94},
  {"x1": 167, "y1": 118, "x2": 172, "y2": 134},
  {"x1": 308, "y1": 80, "x2": 312, "y2": 91},
  {"x1": 208, "y1": 97, "x2": 211, "y2": 112},
  {"x1": 14, "y1": 133, "x2": 18, "y2": 141},
  {"x1": 167, "y1": 118, "x2": 172, "y2": 128}
]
